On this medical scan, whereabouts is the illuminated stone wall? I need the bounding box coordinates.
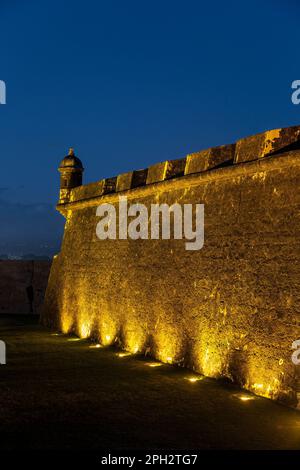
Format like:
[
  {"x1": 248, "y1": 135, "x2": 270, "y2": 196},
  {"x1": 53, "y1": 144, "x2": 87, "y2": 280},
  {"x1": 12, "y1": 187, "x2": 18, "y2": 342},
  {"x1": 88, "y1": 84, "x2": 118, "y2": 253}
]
[{"x1": 42, "y1": 126, "x2": 300, "y2": 407}]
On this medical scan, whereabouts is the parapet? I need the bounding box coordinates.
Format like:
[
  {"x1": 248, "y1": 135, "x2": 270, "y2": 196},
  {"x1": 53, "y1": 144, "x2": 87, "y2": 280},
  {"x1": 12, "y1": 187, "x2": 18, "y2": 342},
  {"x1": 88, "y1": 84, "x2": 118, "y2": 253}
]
[{"x1": 60, "y1": 125, "x2": 300, "y2": 208}]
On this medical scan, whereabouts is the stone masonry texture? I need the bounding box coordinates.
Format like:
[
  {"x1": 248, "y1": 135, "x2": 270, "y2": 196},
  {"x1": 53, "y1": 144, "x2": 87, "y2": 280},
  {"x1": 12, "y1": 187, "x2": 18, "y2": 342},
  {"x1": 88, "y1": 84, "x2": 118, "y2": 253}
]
[
  {"x1": 0, "y1": 261, "x2": 51, "y2": 314},
  {"x1": 42, "y1": 126, "x2": 300, "y2": 407}
]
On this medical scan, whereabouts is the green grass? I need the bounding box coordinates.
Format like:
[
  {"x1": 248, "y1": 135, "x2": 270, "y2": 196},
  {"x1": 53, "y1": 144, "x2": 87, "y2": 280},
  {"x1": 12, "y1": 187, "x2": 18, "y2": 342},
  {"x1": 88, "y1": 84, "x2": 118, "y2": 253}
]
[{"x1": 0, "y1": 316, "x2": 299, "y2": 450}]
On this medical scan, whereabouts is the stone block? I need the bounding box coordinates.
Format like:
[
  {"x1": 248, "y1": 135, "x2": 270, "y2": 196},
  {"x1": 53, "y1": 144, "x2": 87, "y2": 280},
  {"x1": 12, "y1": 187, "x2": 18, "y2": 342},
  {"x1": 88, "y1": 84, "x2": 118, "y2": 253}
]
[
  {"x1": 235, "y1": 126, "x2": 300, "y2": 163},
  {"x1": 116, "y1": 172, "x2": 133, "y2": 192},
  {"x1": 102, "y1": 177, "x2": 117, "y2": 194},
  {"x1": 165, "y1": 158, "x2": 186, "y2": 179},
  {"x1": 146, "y1": 159, "x2": 186, "y2": 184},
  {"x1": 185, "y1": 144, "x2": 235, "y2": 175},
  {"x1": 131, "y1": 169, "x2": 148, "y2": 188},
  {"x1": 69, "y1": 181, "x2": 105, "y2": 202},
  {"x1": 146, "y1": 161, "x2": 168, "y2": 184}
]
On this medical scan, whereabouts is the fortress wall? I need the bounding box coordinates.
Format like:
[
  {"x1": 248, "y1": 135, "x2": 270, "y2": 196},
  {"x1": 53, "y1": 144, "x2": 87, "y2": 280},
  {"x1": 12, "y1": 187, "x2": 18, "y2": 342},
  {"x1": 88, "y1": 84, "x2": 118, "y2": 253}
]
[
  {"x1": 42, "y1": 145, "x2": 300, "y2": 407},
  {"x1": 0, "y1": 260, "x2": 51, "y2": 314}
]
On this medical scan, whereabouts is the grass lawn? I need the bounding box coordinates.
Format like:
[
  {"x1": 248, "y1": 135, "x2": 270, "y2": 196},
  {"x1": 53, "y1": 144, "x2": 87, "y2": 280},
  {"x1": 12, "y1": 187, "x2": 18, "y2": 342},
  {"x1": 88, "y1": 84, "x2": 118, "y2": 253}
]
[{"x1": 0, "y1": 315, "x2": 299, "y2": 450}]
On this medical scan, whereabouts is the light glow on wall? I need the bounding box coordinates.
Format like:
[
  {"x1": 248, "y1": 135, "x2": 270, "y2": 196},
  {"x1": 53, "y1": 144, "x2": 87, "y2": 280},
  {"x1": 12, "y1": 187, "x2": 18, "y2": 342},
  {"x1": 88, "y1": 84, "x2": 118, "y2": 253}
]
[
  {"x1": 104, "y1": 334, "x2": 112, "y2": 345},
  {"x1": 60, "y1": 280, "x2": 74, "y2": 334},
  {"x1": 78, "y1": 322, "x2": 91, "y2": 339},
  {"x1": 155, "y1": 324, "x2": 181, "y2": 366},
  {"x1": 122, "y1": 321, "x2": 146, "y2": 356},
  {"x1": 96, "y1": 312, "x2": 118, "y2": 346}
]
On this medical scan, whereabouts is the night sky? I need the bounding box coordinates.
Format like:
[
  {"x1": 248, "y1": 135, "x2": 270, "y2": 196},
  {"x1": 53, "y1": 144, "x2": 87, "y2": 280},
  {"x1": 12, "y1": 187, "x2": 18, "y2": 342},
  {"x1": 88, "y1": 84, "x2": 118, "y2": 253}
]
[{"x1": 0, "y1": 0, "x2": 299, "y2": 257}]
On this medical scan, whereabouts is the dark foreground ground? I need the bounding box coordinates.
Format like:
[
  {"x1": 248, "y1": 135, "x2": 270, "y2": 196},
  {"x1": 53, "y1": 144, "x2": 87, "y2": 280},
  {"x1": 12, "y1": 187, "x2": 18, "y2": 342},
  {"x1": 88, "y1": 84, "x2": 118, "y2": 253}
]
[{"x1": 0, "y1": 316, "x2": 300, "y2": 451}]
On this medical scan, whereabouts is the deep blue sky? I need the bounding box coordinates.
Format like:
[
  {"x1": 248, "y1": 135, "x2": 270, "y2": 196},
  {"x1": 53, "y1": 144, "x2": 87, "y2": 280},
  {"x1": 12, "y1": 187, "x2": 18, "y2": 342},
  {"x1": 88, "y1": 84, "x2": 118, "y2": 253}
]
[{"x1": 0, "y1": 0, "x2": 299, "y2": 256}]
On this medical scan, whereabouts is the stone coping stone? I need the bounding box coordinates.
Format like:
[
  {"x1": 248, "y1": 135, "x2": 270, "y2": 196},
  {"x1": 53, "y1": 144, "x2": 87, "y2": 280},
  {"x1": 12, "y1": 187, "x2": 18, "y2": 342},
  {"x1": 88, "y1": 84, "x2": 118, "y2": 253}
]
[
  {"x1": 185, "y1": 144, "x2": 235, "y2": 175},
  {"x1": 235, "y1": 126, "x2": 300, "y2": 163}
]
